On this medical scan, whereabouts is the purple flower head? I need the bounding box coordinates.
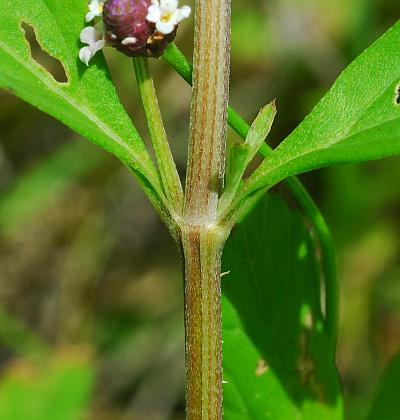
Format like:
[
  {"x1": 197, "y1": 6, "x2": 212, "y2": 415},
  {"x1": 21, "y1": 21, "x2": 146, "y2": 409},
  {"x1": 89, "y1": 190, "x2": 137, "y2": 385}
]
[
  {"x1": 79, "y1": 0, "x2": 191, "y2": 65},
  {"x1": 103, "y1": 0, "x2": 174, "y2": 57}
]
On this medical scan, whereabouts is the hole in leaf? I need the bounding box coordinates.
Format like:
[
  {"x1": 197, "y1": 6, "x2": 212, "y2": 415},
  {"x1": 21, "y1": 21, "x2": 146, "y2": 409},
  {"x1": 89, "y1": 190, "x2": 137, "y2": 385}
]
[
  {"x1": 395, "y1": 84, "x2": 400, "y2": 105},
  {"x1": 22, "y1": 22, "x2": 68, "y2": 84}
]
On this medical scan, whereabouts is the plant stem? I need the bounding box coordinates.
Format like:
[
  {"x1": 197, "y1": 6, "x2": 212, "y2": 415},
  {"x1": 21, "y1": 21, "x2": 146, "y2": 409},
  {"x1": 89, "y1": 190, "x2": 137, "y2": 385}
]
[
  {"x1": 181, "y1": 226, "x2": 228, "y2": 419},
  {"x1": 182, "y1": 0, "x2": 231, "y2": 418},
  {"x1": 133, "y1": 57, "x2": 183, "y2": 214},
  {"x1": 184, "y1": 0, "x2": 231, "y2": 223},
  {"x1": 162, "y1": 43, "x2": 338, "y2": 348}
]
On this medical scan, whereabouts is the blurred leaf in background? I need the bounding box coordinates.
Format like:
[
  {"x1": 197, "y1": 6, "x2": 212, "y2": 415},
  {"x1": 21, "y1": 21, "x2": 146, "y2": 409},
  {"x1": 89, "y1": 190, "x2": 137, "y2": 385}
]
[
  {"x1": 0, "y1": 352, "x2": 93, "y2": 420},
  {"x1": 367, "y1": 352, "x2": 400, "y2": 420},
  {"x1": 222, "y1": 194, "x2": 342, "y2": 419},
  {"x1": 0, "y1": 0, "x2": 399, "y2": 418},
  {"x1": 0, "y1": 308, "x2": 93, "y2": 420}
]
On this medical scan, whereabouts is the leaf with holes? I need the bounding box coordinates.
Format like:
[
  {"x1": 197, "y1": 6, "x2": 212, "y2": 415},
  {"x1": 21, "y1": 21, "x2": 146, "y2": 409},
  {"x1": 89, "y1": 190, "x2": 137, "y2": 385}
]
[
  {"x1": 222, "y1": 194, "x2": 343, "y2": 419},
  {"x1": 241, "y1": 20, "x2": 400, "y2": 197},
  {"x1": 0, "y1": 0, "x2": 161, "y2": 203}
]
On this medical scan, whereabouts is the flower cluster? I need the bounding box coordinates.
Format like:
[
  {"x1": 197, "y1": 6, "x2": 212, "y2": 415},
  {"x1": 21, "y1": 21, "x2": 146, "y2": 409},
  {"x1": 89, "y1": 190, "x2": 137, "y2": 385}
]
[{"x1": 79, "y1": 0, "x2": 191, "y2": 66}]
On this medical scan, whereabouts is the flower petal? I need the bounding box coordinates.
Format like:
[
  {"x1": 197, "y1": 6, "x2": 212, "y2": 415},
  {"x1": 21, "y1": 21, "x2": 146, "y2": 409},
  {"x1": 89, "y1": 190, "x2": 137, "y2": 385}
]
[
  {"x1": 146, "y1": 5, "x2": 162, "y2": 23},
  {"x1": 80, "y1": 26, "x2": 101, "y2": 44},
  {"x1": 79, "y1": 46, "x2": 95, "y2": 66},
  {"x1": 156, "y1": 20, "x2": 175, "y2": 35},
  {"x1": 86, "y1": 0, "x2": 103, "y2": 22},
  {"x1": 90, "y1": 39, "x2": 106, "y2": 53},
  {"x1": 85, "y1": 11, "x2": 97, "y2": 22},
  {"x1": 177, "y1": 5, "x2": 191, "y2": 20},
  {"x1": 160, "y1": 0, "x2": 178, "y2": 13},
  {"x1": 88, "y1": 0, "x2": 101, "y2": 13},
  {"x1": 121, "y1": 37, "x2": 138, "y2": 45}
]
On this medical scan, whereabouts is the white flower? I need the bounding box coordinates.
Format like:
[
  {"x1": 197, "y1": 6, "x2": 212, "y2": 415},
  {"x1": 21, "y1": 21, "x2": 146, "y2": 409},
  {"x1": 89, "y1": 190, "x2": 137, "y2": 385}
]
[
  {"x1": 146, "y1": 0, "x2": 191, "y2": 35},
  {"x1": 86, "y1": 0, "x2": 104, "y2": 22},
  {"x1": 79, "y1": 26, "x2": 106, "y2": 66}
]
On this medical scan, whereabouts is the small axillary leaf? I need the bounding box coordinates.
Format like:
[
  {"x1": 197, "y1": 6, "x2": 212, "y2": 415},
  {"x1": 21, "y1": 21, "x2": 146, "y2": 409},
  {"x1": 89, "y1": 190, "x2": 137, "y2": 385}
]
[{"x1": 21, "y1": 22, "x2": 68, "y2": 84}]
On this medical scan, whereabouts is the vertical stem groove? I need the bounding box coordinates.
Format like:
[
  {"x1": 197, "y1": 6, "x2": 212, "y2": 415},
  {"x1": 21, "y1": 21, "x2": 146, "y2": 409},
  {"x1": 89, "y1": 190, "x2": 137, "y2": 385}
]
[
  {"x1": 182, "y1": 227, "x2": 227, "y2": 419},
  {"x1": 184, "y1": 0, "x2": 231, "y2": 223},
  {"x1": 182, "y1": 0, "x2": 231, "y2": 418}
]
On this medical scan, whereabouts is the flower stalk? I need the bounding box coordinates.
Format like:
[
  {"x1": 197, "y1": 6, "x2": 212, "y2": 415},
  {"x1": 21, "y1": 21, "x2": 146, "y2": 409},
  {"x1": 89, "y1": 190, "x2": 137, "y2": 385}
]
[{"x1": 133, "y1": 57, "x2": 183, "y2": 213}]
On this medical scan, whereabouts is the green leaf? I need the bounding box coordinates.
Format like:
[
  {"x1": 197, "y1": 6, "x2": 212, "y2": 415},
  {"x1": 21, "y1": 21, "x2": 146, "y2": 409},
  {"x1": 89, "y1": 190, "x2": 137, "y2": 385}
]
[
  {"x1": 367, "y1": 353, "x2": 400, "y2": 420},
  {"x1": 242, "y1": 21, "x2": 400, "y2": 197},
  {"x1": 222, "y1": 194, "x2": 342, "y2": 419},
  {"x1": 0, "y1": 353, "x2": 93, "y2": 420},
  {"x1": 220, "y1": 101, "x2": 276, "y2": 212},
  {"x1": 245, "y1": 101, "x2": 277, "y2": 152},
  {"x1": 0, "y1": 140, "x2": 106, "y2": 234},
  {"x1": 0, "y1": 0, "x2": 161, "y2": 200},
  {"x1": 0, "y1": 308, "x2": 48, "y2": 361}
]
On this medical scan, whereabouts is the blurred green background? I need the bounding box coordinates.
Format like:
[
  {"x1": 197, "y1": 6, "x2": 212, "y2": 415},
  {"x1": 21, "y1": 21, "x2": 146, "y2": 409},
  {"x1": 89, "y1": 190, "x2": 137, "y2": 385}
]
[{"x1": 0, "y1": 0, "x2": 399, "y2": 418}]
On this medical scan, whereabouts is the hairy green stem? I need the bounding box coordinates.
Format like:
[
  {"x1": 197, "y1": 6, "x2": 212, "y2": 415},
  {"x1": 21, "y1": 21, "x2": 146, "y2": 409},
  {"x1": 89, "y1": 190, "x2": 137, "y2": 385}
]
[
  {"x1": 184, "y1": 4, "x2": 231, "y2": 222},
  {"x1": 182, "y1": 0, "x2": 231, "y2": 417},
  {"x1": 133, "y1": 57, "x2": 183, "y2": 214},
  {"x1": 181, "y1": 225, "x2": 229, "y2": 419},
  {"x1": 162, "y1": 43, "x2": 338, "y2": 347}
]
